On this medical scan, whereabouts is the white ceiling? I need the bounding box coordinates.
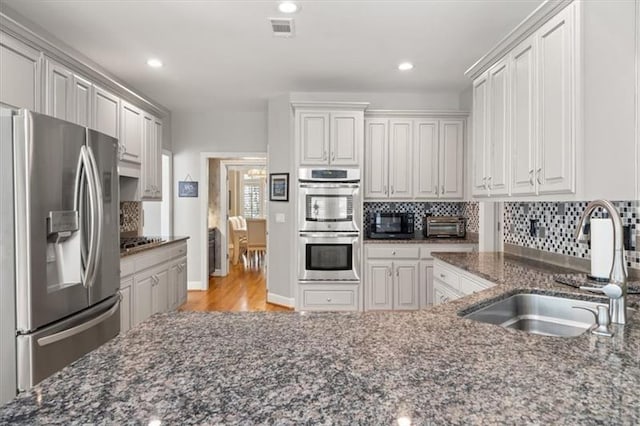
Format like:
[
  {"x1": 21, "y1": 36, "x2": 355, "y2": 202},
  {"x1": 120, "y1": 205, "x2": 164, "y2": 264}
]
[{"x1": 3, "y1": 0, "x2": 544, "y2": 111}]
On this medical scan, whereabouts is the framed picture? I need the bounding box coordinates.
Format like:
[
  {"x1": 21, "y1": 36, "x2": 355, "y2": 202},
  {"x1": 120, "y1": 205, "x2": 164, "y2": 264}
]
[
  {"x1": 178, "y1": 181, "x2": 199, "y2": 198},
  {"x1": 269, "y1": 173, "x2": 289, "y2": 202}
]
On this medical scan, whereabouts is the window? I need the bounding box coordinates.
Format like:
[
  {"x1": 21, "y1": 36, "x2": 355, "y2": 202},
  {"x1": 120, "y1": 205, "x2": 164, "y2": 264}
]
[{"x1": 242, "y1": 170, "x2": 266, "y2": 218}]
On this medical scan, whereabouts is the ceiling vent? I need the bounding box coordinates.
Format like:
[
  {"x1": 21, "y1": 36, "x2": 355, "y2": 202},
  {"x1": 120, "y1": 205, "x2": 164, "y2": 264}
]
[{"x1": 269, "y1": 18, "x2": 294, "y2": 37}]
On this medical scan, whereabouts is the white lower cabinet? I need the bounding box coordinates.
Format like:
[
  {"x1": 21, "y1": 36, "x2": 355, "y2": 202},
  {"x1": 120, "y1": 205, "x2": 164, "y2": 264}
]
[
  {"x1": 365, "y1": 244, "x2": 477, "y2": 311},
  {"x1": 298, "y1": 283, "x2": 360, "y2": 311},
  {"x1": 119, "y1": 241, "x2": 188, "y2": 332},
  {"x1": 432, "y1": 259, "x2": 495, "y2": 305}
]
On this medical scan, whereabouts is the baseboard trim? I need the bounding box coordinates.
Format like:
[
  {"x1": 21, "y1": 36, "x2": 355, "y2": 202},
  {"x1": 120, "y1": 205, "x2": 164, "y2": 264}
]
[
  {"x1": 188, "y1": 280, "x2": 207, "y2": 291},
  {"x1": 267, "y1": 292, "x2": 294, "y2": 308}
]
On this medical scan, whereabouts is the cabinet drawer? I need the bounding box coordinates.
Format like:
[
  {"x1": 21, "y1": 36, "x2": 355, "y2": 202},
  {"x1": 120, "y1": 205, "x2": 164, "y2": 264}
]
[
  {"x1": 171, "y1": 242, "x2": 187, "y2": 259},
  {"x1": 367, "y1": 246, "x2": 420, "y2": 259},
  {"x1": 433, "y1": 263, "x2": 459, "y2": 290},
  {"x1": 433, "y1": 278, "x2": 463, "y2": 305},
  {"x1": 459, "y1": 275, "x2": 490, "y2": 295},
  {"x1": 299, "y1": 285, "x2": 359, "y2": 311}
]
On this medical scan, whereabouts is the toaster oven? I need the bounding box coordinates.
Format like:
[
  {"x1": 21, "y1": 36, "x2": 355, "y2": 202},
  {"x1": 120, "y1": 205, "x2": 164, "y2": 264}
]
[{"x1": 424, "y1": 216, "x2": 466, "y2": 238}]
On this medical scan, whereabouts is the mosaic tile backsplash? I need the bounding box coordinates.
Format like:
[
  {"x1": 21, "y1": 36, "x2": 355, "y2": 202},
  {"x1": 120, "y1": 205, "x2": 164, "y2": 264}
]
[
  {"x1": 363, "y1": 202, "x2": 479, "y2": 235},
  {"x1": 503, "y1": 201, "x2": 640, "y2": 271},
  {"x1": 120, "y1": 201, "x2": 141, "y2": 234}
]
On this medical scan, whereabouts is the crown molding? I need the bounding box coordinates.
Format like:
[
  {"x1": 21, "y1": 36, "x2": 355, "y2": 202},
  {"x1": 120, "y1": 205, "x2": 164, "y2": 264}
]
[
  {"x1": 364, "y1": 109, "x2": 469, "y2": 118},
  {"x1": 464, "y1": 0, "x2": 574, "y2": 80},
  {"x1": 290, "y1": 101, "x2": 370, "y2": 111}
]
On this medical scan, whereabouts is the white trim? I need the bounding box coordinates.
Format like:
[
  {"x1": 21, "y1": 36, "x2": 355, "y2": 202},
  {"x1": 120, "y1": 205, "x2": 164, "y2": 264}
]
[
  {"x1": 188, "y1": 280, "x2": 206, "y2": 291},
  {"x1": 365, "y1": 109, "x2": 469, "y2": 118},
  {"x1": 199, "y1": 151, "x2": 267, "y2": 290},
  {"x1": 636, "y1": 0, "x2": 640, "y2": 200},
  {"x1": 219, "y1": 161, "x2": 228, "y2": 276},
  {"x1": 291, "y1": 101, "x2": 370, "y2": 111},
  {"x1": 0, "y1": 10, "x2": 169, "y2": 118},
  {"x1": 464, "y1": 0, "x2": 574, "y2": 80},
  {"x1": 161, "y1": 150, "x2": 174, "y2": 237},
  {"x1": 267, "y1": 292, "x2": 295, "y2": 308}
]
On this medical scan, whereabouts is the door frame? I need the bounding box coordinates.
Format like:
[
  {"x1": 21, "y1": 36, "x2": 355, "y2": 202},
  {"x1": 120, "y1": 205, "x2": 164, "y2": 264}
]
[
  {"x1": 199, "y1": 152, "x2": 267, "y2": 288},
  {"x1": 161, "y1": 149, "x2": 173, "y2": 237}
]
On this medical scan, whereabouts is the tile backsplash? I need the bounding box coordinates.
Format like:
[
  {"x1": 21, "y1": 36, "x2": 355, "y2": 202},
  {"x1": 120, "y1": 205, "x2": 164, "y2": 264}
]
[
  {"x1": 120, "y1": 201, "x2": 141, "y2": 234},
  {"x1": 363, "y1": 201, "x2": 479, "y2": 234},
  {"x1": 503, "y1": 201, "x2": 640, "y2": 271}
]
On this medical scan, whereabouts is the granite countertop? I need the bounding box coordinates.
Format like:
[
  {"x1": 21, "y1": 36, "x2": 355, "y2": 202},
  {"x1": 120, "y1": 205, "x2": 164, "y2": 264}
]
[
  {"x1": 120, "y1": 236, "x2": 189, "y2": 258},
  {"x1": 2, "y1": 253, "x2": 640, "y2": 424},
  {"x1": 364, "y1": 231, "x2": 479, "y2": 245}
]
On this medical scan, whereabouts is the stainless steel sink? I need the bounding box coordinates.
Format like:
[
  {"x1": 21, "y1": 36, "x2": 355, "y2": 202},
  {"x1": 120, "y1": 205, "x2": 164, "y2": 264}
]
[{"x1": 462, "y1": 293, "x2": 612, "y2": 337}]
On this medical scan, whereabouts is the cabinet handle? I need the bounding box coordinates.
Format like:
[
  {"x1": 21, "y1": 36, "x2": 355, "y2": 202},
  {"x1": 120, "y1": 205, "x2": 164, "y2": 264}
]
[
  {"x1": 441, "y1": 185, "x2": 445, "y2": 195},
  {"x1": 392, "y1": 251, "x2": 396, "y2": 255},
  {"x1": 483, "y1": 177, "x2": 488, "y2": 190},
  {"x1": 323, "y1": 150, "x2": 328, "y2": 161},
  {"x1": 391, "y1": 185, "x2": 395, "y2": 194},
  {"x1": 396, "y1": 268, "x2": 399, "y2": 277},
  {"x1": 388, "y1": 267, "x2": 392, "y2": 277},
  {"x1": 435, "y1": 185, "x2": 439, "y2": 195},
  {"x1": 487, "y1": 176, "x2": 492, "y2": 190},
  {"x1": 536, "y1": 168, "x2": 543, "y2": 185},
  {"x1": 331, "y1": 152, "x2": 336, "y2": 162},
  {"x1": 384, "y1": 185, "x2": 388, "y2": 195},
  {"x1": 326, "y1": 297, "x2": 332, "y2": 302},
  {"x1": 529, "y1": 169, "x2": 535, "y2": 186},
  {"x1": 440, "y1": 274, "x2": 446, "y2": 279}
]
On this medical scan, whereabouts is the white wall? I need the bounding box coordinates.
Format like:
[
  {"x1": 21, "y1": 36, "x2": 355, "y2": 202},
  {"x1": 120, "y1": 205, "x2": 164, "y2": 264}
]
[{"x1": 172, "y1": 109, "x2": 267, "y2": 288}]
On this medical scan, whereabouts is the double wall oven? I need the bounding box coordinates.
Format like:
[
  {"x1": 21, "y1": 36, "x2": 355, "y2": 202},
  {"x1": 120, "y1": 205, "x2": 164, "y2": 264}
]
[{"x1": 298, "y1": 168, "x2": 361, "y2": 282}]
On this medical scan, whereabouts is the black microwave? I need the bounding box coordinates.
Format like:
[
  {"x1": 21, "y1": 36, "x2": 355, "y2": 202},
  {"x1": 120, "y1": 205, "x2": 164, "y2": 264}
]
[{"x1": 369, "y1": 212, "x2": 415, "y2": 239}]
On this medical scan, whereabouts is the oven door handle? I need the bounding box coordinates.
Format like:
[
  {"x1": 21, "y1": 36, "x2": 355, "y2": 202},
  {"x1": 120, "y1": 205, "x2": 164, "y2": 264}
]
[
  {"x1": 299, "y1": 183, "x2": 360, "y2": 189},
  {"x1": 299, "y1": 232, "x2": 360, "y2": 238}
]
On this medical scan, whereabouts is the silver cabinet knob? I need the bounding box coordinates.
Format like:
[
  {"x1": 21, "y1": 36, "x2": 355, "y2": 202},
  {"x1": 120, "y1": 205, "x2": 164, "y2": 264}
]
[{"x1": 326, "y1": 297, "x2": 332, "y2": 302}]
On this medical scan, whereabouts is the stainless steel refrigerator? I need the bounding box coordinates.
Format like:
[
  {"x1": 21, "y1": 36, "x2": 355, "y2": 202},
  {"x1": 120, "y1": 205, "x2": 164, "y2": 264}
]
[{"x1": 1, "y1": 108, "x2": 121, "y2": 393}]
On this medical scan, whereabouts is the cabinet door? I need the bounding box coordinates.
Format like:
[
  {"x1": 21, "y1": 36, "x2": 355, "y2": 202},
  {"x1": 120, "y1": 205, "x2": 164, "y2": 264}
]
[
  {"x1": 366, "y1": 260, "x2": 393, "y2": 310},
  {"x1": 177, "y1": 258, "x2": 188, "y2": 306},
  {"x1": 120, "y1": 101, "x2": 142, "y2": 164},
  {"x1": 119, "y1": 280, "x2": 132, "y2": 333},
  {"x1": 439, "y1": 120, "x2": 465, "y2": 199},
  {"x1": 537, "y1": 4, "x2": 575, "y2": 194},
  {"x1": 414, "y1": 120, "x2": 439, "y2": 199},
  {"x1": 388, "y1": 120, "x2": 413, "y2": 198},
  {"x1": 141, "y1": 114, "x2": 156, "y2": 199},
  {"x1": 330, "y1": 112, "x2": 361, "y2": 165},
  {"x1": 487, "y1": 57, "x2": 510, "y2": 196},
  {"x1": 152, "y1": 268, "x2": 169, "y2": 314},
  {"x1": 419, "y1": 260, "x2": 434, "y2": 308},
  {"x1": 299, "y1": 112, "x2": 330, "y2": 165},
  {"x1": 45, "y1": 59, "x2": 73, "y2": 121},
  {"x1": 364, "y1": 119, "x2": 389, "y2": 199},
  {"x1": 0, "y1": 32, "x2": 41, "y2": 111},
  {"x1": 152, "y1": 118, "x2": 163, "y2": 198},
  {"x1": 133, "y1": 275, "x2": 153, "y2": 326},
  {"x1": 393, "y1": 261, "x2": 419, "y2": 310},
  {"x1": 511, "y1": 36, "x2": 538, "y2": 196},
  {"x1": 471, "y1": 73, "x2": 489, "y2": 197},
  {"x1": 93, "y1": 86, "x2": 119, "y2": 138},
  {"x1": 72, "y1": 74, "x2": 92, "y2": 127}
]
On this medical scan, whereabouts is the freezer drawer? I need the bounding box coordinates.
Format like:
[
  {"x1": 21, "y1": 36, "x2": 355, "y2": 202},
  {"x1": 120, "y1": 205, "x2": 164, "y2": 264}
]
[{"x1": 16, "y1": 295, "x2": 120, "y2": 391}]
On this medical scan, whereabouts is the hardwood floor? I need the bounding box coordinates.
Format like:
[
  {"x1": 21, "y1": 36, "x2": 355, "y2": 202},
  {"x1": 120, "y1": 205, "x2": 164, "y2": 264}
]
[{"x1": 180, "y1": 262, "x2": 292, "y2": 312}]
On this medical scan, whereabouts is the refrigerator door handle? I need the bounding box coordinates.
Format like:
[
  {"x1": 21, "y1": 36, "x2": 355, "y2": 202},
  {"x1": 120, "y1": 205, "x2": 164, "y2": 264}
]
[
  {"x1": 74, "y1": 147, "x2": 97, "y2": 288},
  {"x1": 36, "y1": 295, "x2": 121, "y2": 347},
  {"x1": 80, "y1": 146, "x2": 99, "y2": 288},
  {"x1": 85, "y1": 145, "x2": 104, "y2": 288}
]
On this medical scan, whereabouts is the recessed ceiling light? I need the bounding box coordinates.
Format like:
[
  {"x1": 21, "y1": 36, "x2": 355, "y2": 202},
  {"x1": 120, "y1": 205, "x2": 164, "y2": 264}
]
[
  {"x1": 398, "y1": 62, "x2": 414, "y2": 71},
  {"x1": 147, "y1": 58, "x2": 163, "y2": 68},
  {"x1": 278, "y1": 1, "x2": 298, "y2": 13}
]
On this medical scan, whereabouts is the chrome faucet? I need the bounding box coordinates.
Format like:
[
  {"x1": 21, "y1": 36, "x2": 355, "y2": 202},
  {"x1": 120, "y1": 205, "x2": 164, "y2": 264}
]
[{"x1": 575, "y1": 200, "x2": 628, "y2": 325}]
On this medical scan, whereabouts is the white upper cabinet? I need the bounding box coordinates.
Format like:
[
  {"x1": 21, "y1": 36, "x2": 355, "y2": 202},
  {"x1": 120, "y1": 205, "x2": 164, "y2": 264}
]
[
  {"x1": 141, "y1": 114, "x2": 162, "y2": 200},
  {"x1": 45, "y1": 58, "x2": 73, "y2": 121},
  {"x1": 0, "y1": 32, "x2": 42, "y2": 111},
  {"x1": 299, "y1": 112, "x2": 330, "y2": 165},
  {"x1": 72, "y1": 74, "x2": 92, "y2": 127},
  {"x1": 120, "y1": 100, "x2": 142, "y2": 165},
  {"x1": 467, "y1": 1, "x2": 581, "y2": 200},
  {"x1": 414, "y1": 120, "x2": 439, "y2": 198},
  {"x1": 331, "y1": 112, "x2": 361, "y2": 165},
  {"x1": 439, "y1": 120, "x2": 464, "y2": 198},
  {"x1": 366, "y1": 114, "x2": 466, "y2": 201},
  {"x1": 93, "y1": 85, "x2": 120, "y2": 139},
  {"x1": 511, "y1": 36, "x2": 537, "y2": 196},
  {"x1": 297, "y1": 107, "x2": 364, "y2": 166},
  {"x1": 388, "y1": 120, "x2": 413, "y2": 198},
  {"x1": 364, "y1": 119, "x2": 389, "y2": 198},
  {"x1": 471, "y1": 74, "x2": 489, "y2": 197},
  {"x1": 487, "y1": 57, "x2": 510, "y2": 196},
  {"x1": 536, "y1": 6, "x2": 575, "y2": 195}
]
